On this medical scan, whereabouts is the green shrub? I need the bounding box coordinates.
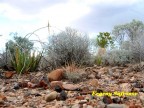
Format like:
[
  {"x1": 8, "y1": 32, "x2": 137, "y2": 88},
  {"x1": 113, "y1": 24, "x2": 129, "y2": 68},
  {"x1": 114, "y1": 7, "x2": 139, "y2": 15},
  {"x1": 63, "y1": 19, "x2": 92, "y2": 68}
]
[{"x1": 11, "y1": 47, "x2": 42, "y2": 74}]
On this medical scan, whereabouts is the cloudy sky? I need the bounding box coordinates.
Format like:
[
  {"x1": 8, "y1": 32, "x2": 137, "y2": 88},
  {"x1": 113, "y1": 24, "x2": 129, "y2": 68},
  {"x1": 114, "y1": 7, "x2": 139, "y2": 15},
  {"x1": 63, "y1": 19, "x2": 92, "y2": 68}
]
[{"x1": 0, "y1": 0, "x2": 144, "y2": 51}]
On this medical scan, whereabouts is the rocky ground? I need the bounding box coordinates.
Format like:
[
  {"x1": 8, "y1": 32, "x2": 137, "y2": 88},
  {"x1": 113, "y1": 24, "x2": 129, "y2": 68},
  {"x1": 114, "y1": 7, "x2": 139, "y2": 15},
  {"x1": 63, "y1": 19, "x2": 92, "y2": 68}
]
[{"x1": 0, "y1": 64, "x2": 144, "y2": 108}]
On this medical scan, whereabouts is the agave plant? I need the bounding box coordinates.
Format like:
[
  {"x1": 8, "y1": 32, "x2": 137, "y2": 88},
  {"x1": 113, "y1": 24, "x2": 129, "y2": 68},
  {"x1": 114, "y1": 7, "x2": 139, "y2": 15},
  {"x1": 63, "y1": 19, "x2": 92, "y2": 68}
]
[
  {"x1": 29, "y1": 51, "x2": 42, "y2": 72},
  {"x1": 11, "y1": 47, "x2": 42, "y2": 75}
]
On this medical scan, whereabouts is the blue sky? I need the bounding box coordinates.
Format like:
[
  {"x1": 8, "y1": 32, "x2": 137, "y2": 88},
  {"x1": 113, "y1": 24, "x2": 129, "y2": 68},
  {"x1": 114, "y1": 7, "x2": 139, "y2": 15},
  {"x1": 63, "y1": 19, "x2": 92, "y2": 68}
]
[{"x1": 0, "y1": 0, "x2": 144, "y2": 51}]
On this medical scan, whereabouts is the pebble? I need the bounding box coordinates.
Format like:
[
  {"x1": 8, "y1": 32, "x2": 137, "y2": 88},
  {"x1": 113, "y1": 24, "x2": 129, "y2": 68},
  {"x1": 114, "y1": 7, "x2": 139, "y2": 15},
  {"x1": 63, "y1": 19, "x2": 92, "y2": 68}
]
[
  {"x1": 107, "y1": 104, "x2": 126, "y2": 108},
  {"x1": 79, "y1": 100, "x2": 87, "y2": 104},
  {"x1": 59, "y1": 90, "x2": 67, "y2": 101},
  {"x1": 45, "y1": 91, "x2": 58, "y2": 102}
]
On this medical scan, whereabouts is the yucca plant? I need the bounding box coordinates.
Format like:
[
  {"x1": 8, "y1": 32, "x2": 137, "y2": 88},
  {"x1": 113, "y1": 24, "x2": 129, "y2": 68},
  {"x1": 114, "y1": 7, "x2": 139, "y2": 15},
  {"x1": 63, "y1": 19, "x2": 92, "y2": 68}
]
[
  {"x1": 96, "y1": 32, "x2": 114, "y2": 57},
  {"x1": 96, "y1": 32, "x2": 114, "y2": 48},
  {"x1": 11, "y1": 47, "x2": 42, "y2": 75}
]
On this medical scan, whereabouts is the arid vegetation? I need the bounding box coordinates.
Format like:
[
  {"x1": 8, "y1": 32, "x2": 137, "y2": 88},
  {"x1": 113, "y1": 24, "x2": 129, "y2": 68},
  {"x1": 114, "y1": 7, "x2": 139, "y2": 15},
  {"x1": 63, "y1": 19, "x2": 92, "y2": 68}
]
[{"x1": 0, "y1": 19, "x2": 144, "y2": 107}]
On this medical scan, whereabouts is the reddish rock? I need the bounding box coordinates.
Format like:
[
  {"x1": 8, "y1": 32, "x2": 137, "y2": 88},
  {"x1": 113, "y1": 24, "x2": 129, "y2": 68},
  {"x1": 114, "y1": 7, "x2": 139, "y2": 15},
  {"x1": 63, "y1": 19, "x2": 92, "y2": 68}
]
[
  {"x1": 103, "y1": 96, "x2": 113, "y2": 104},
  {"x1": 27, "y1": 82, "x2": 37, "y2": 88},
  {"x1": 50, "y1": 81, "x2": 63, "y2": 89},
  {"x1": 38, "y1": 76, "x2": 50, "y2": 89},
  {"x1": 0, "y1": 94, "x2": 7, "y2": 101},
  {"x1": 4, "y1": 71, "x2": 15, "y2": 78},
  {"x1": 48, "y1": 69, "x2": 65, "y2": 81},
  {"x1": 62, "y1": 84, "x2": 80, "y2": 91},
  {"x1": 75, "y1": 96, "x2": 85, "y2": 100}
]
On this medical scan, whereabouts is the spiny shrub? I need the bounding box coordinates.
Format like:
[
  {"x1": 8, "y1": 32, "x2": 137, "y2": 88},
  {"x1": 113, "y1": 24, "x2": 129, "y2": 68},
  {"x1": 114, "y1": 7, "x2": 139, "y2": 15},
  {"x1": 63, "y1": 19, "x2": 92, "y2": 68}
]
[
  {"x1": 63, "y1": 63, "x2": 82, "y2": 83},
  {"x1": 11, "y1": 47, "x2": 42, "y2": 74},
  {"x1": 45, "y1": 27, "x2": 91, "y2": 68},
  {"x1": 64, "y1": 72, "x2": 82, "y2": 83}
]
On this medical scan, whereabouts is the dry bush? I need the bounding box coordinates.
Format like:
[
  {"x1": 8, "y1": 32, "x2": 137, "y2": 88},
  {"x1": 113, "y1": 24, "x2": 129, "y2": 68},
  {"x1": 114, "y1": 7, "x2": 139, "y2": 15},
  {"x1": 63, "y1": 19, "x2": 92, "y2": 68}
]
[
  {"x1": 130, "y1": 36, "x2": 144, "y2": 62},
  {"x1": 38, "y1": 56, "x2": 53, "y2": 72},
  {"x1": 0, "y1": 51, "x2": 13, "y2": 70},
  {"x1": 0, "y1": 52, "x2": 7, "y2": 68},
  {"x1": 102, "y1": 35, "x2": 144, "y2": 66},
  {"x1": 120, "y1": 35, "x2": 144, "y2": 63},
  {"x1": 44, "y1": 27, "x2": 91, "y2": 69},
  {"x1": 102, "y1": 49, "x2": 132, "y2": 66}
]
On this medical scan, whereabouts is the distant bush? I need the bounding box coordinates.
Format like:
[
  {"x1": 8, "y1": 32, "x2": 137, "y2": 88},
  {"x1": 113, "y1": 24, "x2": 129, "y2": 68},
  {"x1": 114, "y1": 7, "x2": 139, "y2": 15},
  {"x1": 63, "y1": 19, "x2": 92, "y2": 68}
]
[
  {"x1": 6, "y1": 33, "x2": 34, "y2": 54},
  {"x1": 1, "y1": 33, "x2": 35, "y2": 71},
  {"x1": 120, "y1": 36, "x2": 144, "y2": 63},
  {"x1": 45, "y1": 27, "x2": 91, "y2": 68},
  {"x1": 102, "y1": 49, "x2": 132, "y2": 66},
  {"x1": 130, "y1": 36, "x2": 144, "y2": 62},
  {"x1": 112, "y1": 19, "x2": 144, "y2": 63}
]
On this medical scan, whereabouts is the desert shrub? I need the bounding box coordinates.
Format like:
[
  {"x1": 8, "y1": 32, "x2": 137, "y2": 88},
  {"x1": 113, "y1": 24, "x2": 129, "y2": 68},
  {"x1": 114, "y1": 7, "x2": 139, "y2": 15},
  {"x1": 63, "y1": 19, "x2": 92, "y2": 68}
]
[
  {"x1": 0, "y1": 52, "x2": 8, "y2": 68},
  {"x1": 45, "y1": 27, "x2": 91, "y2": 68},
  {"x1": 38, "y1": 56, "x2": 54, "y2": 71},
  {"x1": 0, "y1": 51, "x2": 14, "y2": 70},
  {"x1": 120, "y1": 35, "x2": 144, "y2": 63},
  {"x1": 102, "y1": 49, "x2": 132, "y2": 66},
  {"x1": 112, "y1": 19, "x2": 144, "y2": 63}
]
